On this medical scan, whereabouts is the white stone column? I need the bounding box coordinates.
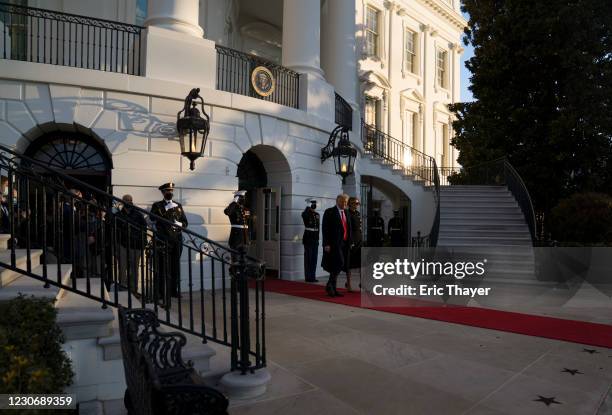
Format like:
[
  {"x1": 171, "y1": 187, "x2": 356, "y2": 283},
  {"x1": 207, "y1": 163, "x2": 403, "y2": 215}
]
[
  {"x1": 145, "y1": 0, "x2": 203, "y2": 37},
  {"x1": 321, "y1": 0, "x2": 358, "y2": 105},
  {"x1": 282, "y1": 0, "x2": 334, "y2": 121},
  {"x1": 282, "y1": 0, "x2": 323, "y2": 78},
  {"x1": 142, "y1": 0, "x2": 216, "y2": 88}
]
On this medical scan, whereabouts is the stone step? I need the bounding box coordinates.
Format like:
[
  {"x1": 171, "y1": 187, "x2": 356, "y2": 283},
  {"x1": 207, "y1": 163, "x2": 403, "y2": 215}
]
[
  {"x1": 438, "y1": 236, "x2": 532, "y2": 246},
  {"x1": 0, "y1": 264, "x2": 71, "y2": 302},
  {"x1": 439, "y1": 229, "x2": 529, "y2": 238},
  {"x1": 440, "y1": 187, "x2": 510, "y2": 191},
  {"x1": 438, "y1": 223, "x2": 528, "y2": 231},
  {"x1": 440, "y1": 213, "x2": 525, "y2": 221},
  {"x1": 441, "y1": 209, "x2": 522, "y2": 217},
  {"x1": 0, "y1": 234, "x2": 11, "y2": 250},
  {"x1": 441, "y1": 200, "x2": 517, "y2": 207},
  {"x1": 440, "y1": 200, "x2": 518, "y2": 207},
  {"x1": 56, "y1": 278, "x2": 114, "y2": 341},
  {"x1": 487, "y1": 260, "x2": 535, "y2": 272},
  {"x1": 0, "y1": 249, "x2": 43, "y2": 287},
  {"x1": 441, "y1": 246, "x2": 535, "y2": 256}
]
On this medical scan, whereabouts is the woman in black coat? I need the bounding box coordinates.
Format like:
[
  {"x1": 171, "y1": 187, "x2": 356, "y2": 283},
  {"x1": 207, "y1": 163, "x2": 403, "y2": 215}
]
[{"x1": 346, "y1": 197, "x2": 362, "y2": 292}]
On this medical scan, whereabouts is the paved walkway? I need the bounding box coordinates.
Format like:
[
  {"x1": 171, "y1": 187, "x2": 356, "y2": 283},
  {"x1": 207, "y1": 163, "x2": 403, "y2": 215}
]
[{"x1": 230, "y1": 287, "x2": 612, "y2": 415}]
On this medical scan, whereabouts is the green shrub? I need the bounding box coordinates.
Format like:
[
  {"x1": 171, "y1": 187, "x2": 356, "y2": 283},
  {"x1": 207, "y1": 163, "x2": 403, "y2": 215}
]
[
  {"x1": 549, "y1": 192, "x2": 612, "y2": 245},
  {"x1": 0, "y1": 295, "x2": 73, "y2": 394}
]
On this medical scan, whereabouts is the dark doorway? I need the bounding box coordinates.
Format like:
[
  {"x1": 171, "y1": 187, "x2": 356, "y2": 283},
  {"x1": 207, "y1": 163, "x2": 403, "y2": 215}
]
[
  {"x1": 236, "y1": 149, "x2": 281, "y2": 278},
  {"x1": 237, "y1": 150, "x2": 267, "y2": 243}
]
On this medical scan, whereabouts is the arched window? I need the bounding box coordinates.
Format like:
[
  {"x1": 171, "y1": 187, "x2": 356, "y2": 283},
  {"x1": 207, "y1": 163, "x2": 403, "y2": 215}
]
[{"x1": 24, "y1": 132, "x2": 112, "y2": 191}]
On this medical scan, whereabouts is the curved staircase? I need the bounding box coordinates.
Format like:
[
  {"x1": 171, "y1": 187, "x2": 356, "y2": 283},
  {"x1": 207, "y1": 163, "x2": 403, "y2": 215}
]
[{"x1": 438, "y1": 185, "x2": 536, "y2": 283}]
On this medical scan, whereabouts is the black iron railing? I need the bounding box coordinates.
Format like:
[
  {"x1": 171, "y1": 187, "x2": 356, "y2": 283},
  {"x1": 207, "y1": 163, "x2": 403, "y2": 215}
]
[
  {"x1": 0, "y1": 143, "x2": 266, "y2": 374},
  {"x1": 438, "y1": 166, "x2": 461, "y2": 186},
  {"x1": 335, "y1": 92, "x2": 352, "y2": 130},
  {"x1": 0, "y1": 2, "x2": 143, "y2": 75},
  {"x1": 452, "y1": 157, "x2": 537, "y2": 243},
  {"x1": 216, "y1": 45, "x2": 300, "y2": 109},
  {"x1": 360, "y1": 121, "x2": 441, "y2": 247},
  {"x1": 361, "y1": 121, "x2": 438, "y2": 186}
]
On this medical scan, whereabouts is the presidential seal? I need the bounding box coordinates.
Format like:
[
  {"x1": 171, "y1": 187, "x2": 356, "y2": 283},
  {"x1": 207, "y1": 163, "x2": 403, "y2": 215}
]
[{"x1": 251, "y1": 66, "x2": 276, "y2": 97}]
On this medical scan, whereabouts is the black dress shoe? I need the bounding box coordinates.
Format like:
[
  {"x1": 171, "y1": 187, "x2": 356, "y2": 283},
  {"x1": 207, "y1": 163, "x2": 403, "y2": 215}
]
[
  {"x1": 326, "y1": 287, "x2": 336, "y2": 297},
  {"x1": 334, "y1": 290, "x2": 344, "y2": 297},
  {"x1": 306, "y1": 279, "x2": 319, "y2": 283}
]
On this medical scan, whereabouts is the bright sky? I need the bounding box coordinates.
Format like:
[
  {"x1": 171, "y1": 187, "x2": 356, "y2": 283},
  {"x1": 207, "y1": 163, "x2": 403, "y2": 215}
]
[{"x1": 460, "y1": 10, "x2": 475, "y2": 102}]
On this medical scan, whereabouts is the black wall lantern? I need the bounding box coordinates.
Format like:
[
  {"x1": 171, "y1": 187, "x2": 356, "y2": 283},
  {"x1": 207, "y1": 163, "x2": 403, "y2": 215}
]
[
  {"x1": 177, "y1": 88, "x2": 210, "y2": 171},
  {"x1": 321, "y1": 125, "x2": 357, "y2": 184}
]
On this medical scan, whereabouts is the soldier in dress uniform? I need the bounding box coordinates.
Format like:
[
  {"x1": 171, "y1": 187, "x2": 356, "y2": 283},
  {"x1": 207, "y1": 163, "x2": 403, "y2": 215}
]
[
  {"x1": 302, "y1": 198, "x2": 320, "y2": 282},
  {"x1": 224, "y1": 190, "x2": 250, "y2": 255},
  {"x1": 367, "y1": 208, "x2": 385, "y2": 247},
  {"x1": 388, "y1": 210, "x2": 405, "y2": 247},
  {"x1": 150, "y1": 182, "x2": 188, "y2": 300}
]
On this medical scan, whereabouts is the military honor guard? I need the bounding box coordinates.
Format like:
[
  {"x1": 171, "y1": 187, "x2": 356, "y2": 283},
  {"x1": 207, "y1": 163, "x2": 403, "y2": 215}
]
[
  {"x1": 367, "y1": 208, "x2": 385, "y2": 247},
  {"x1": 302, "y1": 198, "x2": 320, "y2": 282},
  {"x1": 150, "y1": 182, "x2": 188, "y2": 300},
  {"x1": 388, "y1": 210, "x2": 405, "y2": 247},
  {"x1": 224, "y1": 190, "x2": 250, "y2": 255}
]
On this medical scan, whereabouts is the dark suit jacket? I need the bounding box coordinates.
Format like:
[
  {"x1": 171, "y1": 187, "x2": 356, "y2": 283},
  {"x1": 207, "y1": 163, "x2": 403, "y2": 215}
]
[
  {"x1": 321, "y1": 206, "x2": 351, "y2": 274},
  {"x1": 150, "y1": 200, "x2": 188, "y2": 242}
]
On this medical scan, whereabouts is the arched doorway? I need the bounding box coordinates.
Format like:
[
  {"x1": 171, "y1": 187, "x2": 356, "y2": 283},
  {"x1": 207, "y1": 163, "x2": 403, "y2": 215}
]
[
  {"x1": 24, "y1": 132, "x2": 113, "y2": 193},
  {"x1": 237, "y1": 145, "x2": 291, "y2": 278},
  {"x1": 360, "y1": 175, "x2": 412, "y2": 245}
]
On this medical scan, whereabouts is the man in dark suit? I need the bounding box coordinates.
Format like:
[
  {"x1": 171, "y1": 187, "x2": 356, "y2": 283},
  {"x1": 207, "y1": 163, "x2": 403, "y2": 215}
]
[
  {"x1": 321, "y1": 194, "x2": 351, "y2": 297},
  {"x1": 150, "y1": 182, "x2": 188, "y2": 300}
]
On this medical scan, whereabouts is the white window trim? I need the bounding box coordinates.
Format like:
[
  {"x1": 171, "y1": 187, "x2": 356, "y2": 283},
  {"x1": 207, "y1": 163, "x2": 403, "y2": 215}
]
[
  {"x1": 435, "y1": 46, "x2": 450, "y2": 91},
  {"x1": 365, "y1": 4, "x2": 382, "y2": 58}
]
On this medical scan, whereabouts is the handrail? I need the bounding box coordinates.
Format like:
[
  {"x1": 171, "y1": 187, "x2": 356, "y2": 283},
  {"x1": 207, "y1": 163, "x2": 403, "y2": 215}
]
[
  {"x1": 215, "y1": 45, "x2": 300, "y2": 109},
  {"x1": 452, "y1": 157, "x2": 537, "y2": 243},
  {"x1": 0, "y1": 2, "x2": 144, "y2": 31},
  {"x1": 503, "y1": 160, "x2": 537, "y2": 242},
  {"x1": 0, "y1": 143, "x2": 256, "y2": 264},
  {"x1": 360, "y1": 121, "x2": 440, "y2": 246},
  {"x1": 361, "y1": 121, "x2": 438, "y2": 186},
  {"x1": 0, "y1": 142, "x2": 266, "y2": 374},
  {"x1": 0, "y1": 2, "x2": 143, "y2": 75}
]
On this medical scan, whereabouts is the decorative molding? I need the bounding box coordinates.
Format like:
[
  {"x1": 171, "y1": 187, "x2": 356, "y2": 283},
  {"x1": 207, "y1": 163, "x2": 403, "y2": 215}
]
[{"x1": 414, "y1": 0, "x2": 468, "y2": 30}]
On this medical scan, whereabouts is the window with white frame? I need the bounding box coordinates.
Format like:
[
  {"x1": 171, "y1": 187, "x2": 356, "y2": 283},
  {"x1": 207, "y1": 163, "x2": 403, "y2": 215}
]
[
  {"x1": 403, "y1": 110, "x2": 417, "y2": 148},
  {"x1": 436, "y1": 48, "x2": 448, "y2": 88},
  {"x1": 365, "y1": 6, "x2": 380, "y2": 57},
  {"x1": 440, "y1": 122, "x2": 450, "y2": 166},
  {"x1": 365, "y1": 97, "x2": 380, "y2": 128},
  {"x1": 404, "y1": 29, "x2": 417, "y2": 74}
]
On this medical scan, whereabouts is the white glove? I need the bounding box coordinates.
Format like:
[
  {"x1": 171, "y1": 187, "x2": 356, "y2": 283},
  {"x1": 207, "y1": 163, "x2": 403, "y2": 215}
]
[{"x1": 174, "y1": 220, "x2": 183, "y2": 227}]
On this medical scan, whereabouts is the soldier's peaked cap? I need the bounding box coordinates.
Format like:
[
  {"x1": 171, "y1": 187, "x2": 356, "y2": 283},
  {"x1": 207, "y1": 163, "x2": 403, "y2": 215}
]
[
  {"x1": 159, "y1": 182, "x2": 174, "y2": 191},
  {"x1": 305, "y1": 198, "x2": 317, "y2": 204},
  {"x1": 234, "y1": 190, "x2": 247, "y2": 197}
]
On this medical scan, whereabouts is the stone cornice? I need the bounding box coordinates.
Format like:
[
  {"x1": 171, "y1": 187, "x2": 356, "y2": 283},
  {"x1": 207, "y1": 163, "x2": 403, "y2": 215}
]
[{"x1": 414, "y1": 0, "x2": 468, "y2": 31}]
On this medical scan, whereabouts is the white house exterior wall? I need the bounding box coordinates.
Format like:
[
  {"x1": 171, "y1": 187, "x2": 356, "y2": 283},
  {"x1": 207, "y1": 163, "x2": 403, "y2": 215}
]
[
  {"x1": 0, "y1": 60, "x2": 345, "y2": 281},
  {"x1": 356, "y1": 0, "x2": 465, "y2": 168},
  {"x1": 0, "y1": 0, "x2": 464, "y2": 281}
]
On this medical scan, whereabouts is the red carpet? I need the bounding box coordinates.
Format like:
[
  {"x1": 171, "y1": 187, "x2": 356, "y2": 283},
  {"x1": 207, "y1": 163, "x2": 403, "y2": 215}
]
[{"x1": 261, "y1": 279, "x2": 612, "y2": 349}]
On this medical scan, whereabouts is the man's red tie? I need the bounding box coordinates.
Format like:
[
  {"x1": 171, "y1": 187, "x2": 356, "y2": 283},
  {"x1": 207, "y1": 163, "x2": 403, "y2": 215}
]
[{"x1": 341, "y1": 210, "x2": 348, "y2": 240}]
